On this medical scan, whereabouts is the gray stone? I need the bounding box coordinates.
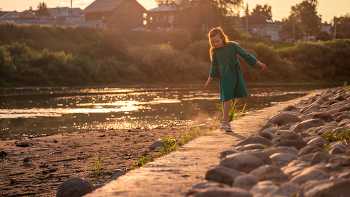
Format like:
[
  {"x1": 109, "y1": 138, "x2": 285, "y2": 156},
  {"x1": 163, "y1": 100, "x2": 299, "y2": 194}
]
[
  {"x1": 257, "y1": 132, "x2": 273, "y2": 141},
  {"x1": 205, "y1": 166, "x2": 242, "y2": 186},
  {"x1": 236, "y1": 144, "x2": 266, "y2": 152},
  {"x1": 338, "y1": 119, "x2": 350, "y2": 127},
  {"x1": 270, "y1": 153, "x2": 297, "y2": 163},
  {"x1": 298, "y1": 153, "x2": 315, "y2": 162},
  {"x1": 275, "y1": 130, "x2": 292, "y2": 136},
  {"x1": 310, "y1": 152, "x2": 335, "y2": 165},
  {"x1": 291, "y1": 119, "x2": 325, "y2": 133},
  {"x1": 317, "y1": 125, "x2": 337, "y2": 135},
  {"x1": 300, "y1": 103, "x2": 320, "y2": 114},
  {"x1": 267, "y1": 113, "x2": 301, "y2": 126},
  {"x1": 328, "y1": 156, "x2": 349, "y2": 166},
  {"x1": 249, "y1": 181, "x2": 279, "y2": 196},
  {"x1": 149, "y1": 140, "x2": 164, "y2": 150},
  {"x1": 264, "y1": 146, "x2": 299, "y2": 156},
  {"x1": 246, "y1": 152, "x2": 273, "y2": 165},
  {"x1": 312, "y1": 179, "x2": 350, "y2": 197},
  {"x1": 220, "y1": 149, "x2": 242, "y2": 160},
  {"x1": 337, "y1": 171, "x2": 350, "y2": 179},
  {"x1": 274, "y1": 140, "x2": 307, "y2": 150},
  {"x1": 105, "y1": 169, "x2": 126, "y2": 183},
  {"x1": 220, "y1": 153, "x2": 265, "y2": 173},
  {"x1": 260, "y1": 127, "x2": 280, "y2": 134},
  {"x1": 16, "y1": 142, "x2": 31, "y2": 147},
  {"x1": 192, "y1": 181, "x2": 230, "y2": 190},
  {"x1": 338, "y1": 105, "x2": 350, "y2": 112},
  {"x1": 282, "y1": 105, "x2": 297, "y2": 111},
  {"x1": 187, "y1": 187, "x2": 252, "y2": 197},
  {"x1": 312, "y1": 112, "x2": 334, "y2": 122},
  {"x1": 302, "y1": 179, "x2": 341, "y2": 197},
  {"x1": 304, "y1": 136, "x2": 319, "y2": 143},
  {"x1": 307, "y1": 137, "x2": 330, "y2": 148},
  {"x1": 267, "y1": 183, "x2": 301, "y2": 197},
  {"x1": 329, "y1": 143, "x2": 346, "y2": 154},
  {"x1": 259, "y1": 123, "x2": 274, "y2": 132},
  {"x1": 232, "y1": 175, "x2": 258, "y2": 190},
  {"x1": 331, "y1": 126, "x2": 349, "y2": 135},
  {"x1": 56, "y1": 178, "x2": 93, "y2": 197},
  {"x1": 250, "y1": 165, "x2": 286, "y2": 181},
  {"x1": 237, "y1": 136, "x2": 272, "y2": 147},
  {"x1": 280, "y1": 123, "x2": 296, "y2": 130},
  {"x1": 298, "y1": 146, "x2": 325, "y2": 157},
  {"x1": 282, "y1": 166, "x2": 305, "y2": 177},
  {"x1": 290, "y1": 168, "x2": 329, "y2": 185},
  {"x1": 273, "y1": 132, "x2": 303, "y2": 144}
]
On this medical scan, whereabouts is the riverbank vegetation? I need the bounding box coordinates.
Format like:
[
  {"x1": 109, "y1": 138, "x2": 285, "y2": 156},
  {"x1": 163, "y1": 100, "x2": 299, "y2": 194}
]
[{"x1": 0, "y1": 22, "x2": 349, "y2": 87}]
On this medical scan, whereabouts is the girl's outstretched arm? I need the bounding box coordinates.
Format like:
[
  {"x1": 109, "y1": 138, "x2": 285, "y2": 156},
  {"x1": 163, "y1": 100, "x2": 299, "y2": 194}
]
[
  {"x1": 255, "y1": 61, "x2": 266, "y2": 70},
  {"x1": 204, "y1": 77, "x2": 213, "y2": 89}
]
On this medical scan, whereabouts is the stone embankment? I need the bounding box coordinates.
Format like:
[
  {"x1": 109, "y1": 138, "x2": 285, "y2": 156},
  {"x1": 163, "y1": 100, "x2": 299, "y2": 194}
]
[{"x1": 187, "y1": 86, "x2": 350, "y2": 197}]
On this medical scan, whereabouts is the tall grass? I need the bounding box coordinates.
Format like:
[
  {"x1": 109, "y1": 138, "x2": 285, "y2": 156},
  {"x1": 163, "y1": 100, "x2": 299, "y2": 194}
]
[{"x1": 217, "y1": 98, "x2": 248, "y2": 122}]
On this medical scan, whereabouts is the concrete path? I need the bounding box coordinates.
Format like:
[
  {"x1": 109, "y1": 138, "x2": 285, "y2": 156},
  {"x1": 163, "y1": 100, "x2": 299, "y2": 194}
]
[{"x1": 86, "y1": 91, "x2": 319, "y2": 197}]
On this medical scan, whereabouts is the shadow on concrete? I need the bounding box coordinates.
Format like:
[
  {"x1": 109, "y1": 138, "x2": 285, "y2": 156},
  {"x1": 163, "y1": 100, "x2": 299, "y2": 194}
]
[{"x1": 224, "y1": 132, "x2": 246, "y2": 140}]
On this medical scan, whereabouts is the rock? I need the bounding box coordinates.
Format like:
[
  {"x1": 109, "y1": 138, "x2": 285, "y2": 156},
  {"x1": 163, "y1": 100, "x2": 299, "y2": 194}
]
[
  {"x1": 259, "y1": 123, "x2": 274, "y2": 132},
  {"x1": 236, "y1": 144, "x2": 266, "y2": 152},
  {"x1": 250, "y1": 165, "x2": 286, "y2": 181},
  {"x1": 298, "y1": 153, "x2": 315, "y2": 162},
  {"x1": 92, "y1": 184, "x2": 104, "y2": 191},
  {"x1": 232, "y1": 175, "x2": 258, "y2": 190},
  {"x1": 267, "y1": 113, "x2": 302, "y2": 126},
  {"x1": 307, "y1": 137, "x2": 330, "y2": 148},
  {"x1": 290, "y1": 168, "x2": 329, "y2": 185},
  {"x1": 310, "y1": 152, "x2": 335, "y2": 165},
  {"x1": 205, "y1": 166, "x2": 242, "y2": 186},
  {"x1": 0, "y1": 151, "x2": 7, "y2": 159},
  {"x1": 317, "y1": 125, "x2": 337, "y2": 135},
  {"x1": 97, "y1": 134, "x2": 105, "y2": 137},
  {"x1": 328, "y1": 156, "x2": 349, "y2": 166},
  {"x1": 257, "y1": 132, "x2": 273, "y2": 141},
  {"x1": 220, "y1": 149, "x2": 242, "y2": 160},
  {"x1": 298, "y1": 146, "x2": 325, "y2": 157},
  {"x1": 338, "y1": 105, "x2": 350, "y2": 112},
  {"x1": 282, "y1": 166, "x2": 305, "y2": 177},
  {"x1": 280, "y1": 123, "x2": 296, "y2": 130},
  {"x1": 264, "y1": 146, "x2": 299, "y2": 156},
  {"x1": 237, "y1": 136, "x2": 272, "y2": 147},
  {"x1": 149, "y1": 140, "x2": 164, "y2": 150},
  {"x1": 23, "y1": 157, "x2": 30, "y2": 162},
  {"x1": 270, "y1": 153, "x2": 297, "y2": 163},
  {"x1": 53, "y1": 139, "x2": 58, "y2": 143},
  {"x1": 260, "y1": 127, "x2": 280, "y2": 134},
  {"x1": 300, "y1": 103, "x2": 321, "y2": 114},
  {"x1": 275, "y1": 130, "x2": 292, "y2": 136},
  {"x1": 273, "y1": 140, "x2": 307, "y2": 150},
  {"x1": 304, "y1": 136, "x2": 319, "y2": 143},
  {"x1": 186, "y1": 187, "x2": 252, "y2": 197},
  {"x1": 338, "y1": 119, "x2": 350, "y2": 127},
  {"x1": 192, "y1": 181, "x2": 230, "y2": 190},
  {"x1": 335, "y1": 114, "x2": 350, "y2": 122},
  {"x1": 273, "y1": 132, "x2": 303, "y2": 144},
  {"x1": 302, "y1": 179, "x2": 340, "y2": 197},
  {"x1": 329, "y1": 143, "x2": 346, "y2": 154},
  {"x1": 125, "y1": 138, "x2": 131, "y2": 141},
  {"x1": 220, "y1": 153, "x2": 265, "y2": 173},
  {"x1": 283, "y1": 105, "x2": 297, "y2": 111},
  {"x1": 16, "y1": 142, "x2": 31, "y2": 147},
  {"x1": 312, "y1": 112, "x2": 334, "y2": 122},
  {"x1": 56, "y1": 177, "x2": 93, "y2": 197},
  {"x1": 105, "y1": 169, "x2": 126, "y2": 184},
  {"x1": 312, "y1": 179, "x2": 350, "y2": 197},
  {"x1": 291, "y1": 119, "x2": 325, "y2": 133},
  {"x1": 267, "y1": 183, "x2": 301, "y2": 197},
  {"x1": 43, "y1": 168, "x2": 57, "y2": 174},
  {"x1": 249, "y1": 181, "x2": 279, "y2": 196},
  {"x1": 36, "y1": 148, "x2": 50, "y2": 151},
  {"x1": 331, "y1": 126, "x2": 349, "y2": 135},
  {"x1": 246, "y1": 152, "x2": 273, "y2": 165}
]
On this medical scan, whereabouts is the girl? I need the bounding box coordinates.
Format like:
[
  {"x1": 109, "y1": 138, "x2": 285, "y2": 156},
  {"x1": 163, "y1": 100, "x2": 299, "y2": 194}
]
[{"x1": 204, "y1": 27, "x2": 266, "y2": 132}]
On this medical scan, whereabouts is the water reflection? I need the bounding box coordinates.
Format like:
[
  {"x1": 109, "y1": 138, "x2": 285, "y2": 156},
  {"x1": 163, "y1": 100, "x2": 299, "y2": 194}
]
[{"x1": 0, "y1": 84, "x2": 340, "y2": 140}]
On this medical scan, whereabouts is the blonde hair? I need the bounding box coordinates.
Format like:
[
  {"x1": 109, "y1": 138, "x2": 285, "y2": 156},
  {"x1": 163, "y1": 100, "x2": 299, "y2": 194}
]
[{"x1": 207, "y1": 27, "x2": 230, "y2": 60}]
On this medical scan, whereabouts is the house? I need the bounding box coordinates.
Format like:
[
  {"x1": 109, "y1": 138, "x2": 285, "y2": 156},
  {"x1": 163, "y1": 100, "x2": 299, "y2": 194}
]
[
  {"x1": 236, "y1": 16, "x2": 282, "y2": 41},
  {"x1": 147, "y1": 2, "x2": 183, "y2": 30},
  {"x1": 81, "y1": 0, "x2": 147, "y2": 29},
  {"x1": 49, "y1": 7, "x2": 85, "y2": 22},
  {"x1": 0, "y1": 11, "x2": 21, "y2": 21},
  {"x1": 321, "y1": 22, "x2": 331, "y2": 34}
]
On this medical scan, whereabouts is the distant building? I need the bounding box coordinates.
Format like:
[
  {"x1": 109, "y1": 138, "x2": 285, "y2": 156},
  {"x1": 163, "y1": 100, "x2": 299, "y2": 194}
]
[
  {"x1": 236, "y1": 16, "x2": 282, "y2": 41},
  {"x1": 147, "y1": 2, "x2": 182, "y2": 30},
  {"x1": 321, "y1": 22, "x2": 331, "y2": 34},
  {"x1": 0, "y1": 11, "x2": 21, "y2": 20},
  {"x1": 81, "y1": 0, "x2": 147, "y2": 29},
  {"x1": 49, "y1": 7, "x2": 85, "y2": 22}
]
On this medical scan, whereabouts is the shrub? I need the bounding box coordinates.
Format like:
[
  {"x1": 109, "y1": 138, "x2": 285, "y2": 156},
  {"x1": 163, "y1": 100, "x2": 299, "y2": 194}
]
[{"x1": 161, "y1": 29, "x2": 192, "y2": 51}]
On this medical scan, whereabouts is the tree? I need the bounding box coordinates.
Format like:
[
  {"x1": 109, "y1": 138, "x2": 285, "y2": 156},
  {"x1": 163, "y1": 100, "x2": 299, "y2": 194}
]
[
  {"x1": 331, "y1": 14, "x2": 350, "y2": 39},
  {"x1": 281, "y1": 15, "x2": 304, "y2": 41},
  {"x1": 36, "y1": 2, "x2": 52, "y2": 16},
  {"x1": 291, "y1": 0, "x2": 321, "y2": 41},
  {"x1": 316, "y1": 31, "x2": 330, "y2": 41},
  {"x1": 251, "y1": 4, "x2": 272, "y2": 20}
]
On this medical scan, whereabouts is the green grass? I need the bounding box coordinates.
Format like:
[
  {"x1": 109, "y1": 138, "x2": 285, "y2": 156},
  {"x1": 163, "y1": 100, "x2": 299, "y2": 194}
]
[
  {"x1": 323, "y1": 143, "x2": 332, "y2": 153},
  {"x1": 217, "y1": 98, "x2": 248, "y2": 122},
  {"x1": 325, "y1": 131, "x2": 350, "y2": 142},
  {"x1": 344, "y1": 81, "x2": 350, "y2": 89},
  {"x1": 69, "y1": 142, "x2": 80, "y2": 148},
  {"x1": 90, "y1": 156, "x2": 102, "y2": 184}
]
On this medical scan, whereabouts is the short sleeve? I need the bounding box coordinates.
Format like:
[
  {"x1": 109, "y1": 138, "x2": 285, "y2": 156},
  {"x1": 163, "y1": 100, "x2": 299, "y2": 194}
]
[
  {"x1": 233, "y1": 43, "x2": 257, "y2": 68},
  {"x1": 209, "y1": 52, "x2": 219, "y2": 78}
]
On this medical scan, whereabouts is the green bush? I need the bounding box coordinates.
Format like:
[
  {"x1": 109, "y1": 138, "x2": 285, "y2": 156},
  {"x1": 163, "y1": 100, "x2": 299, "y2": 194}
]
[
  {"x1": 184, "y1": 40, "x2": 210, "y2": 62},
  {"x1": 161, "y1": 29, "x2": 192, "y2": 51}
]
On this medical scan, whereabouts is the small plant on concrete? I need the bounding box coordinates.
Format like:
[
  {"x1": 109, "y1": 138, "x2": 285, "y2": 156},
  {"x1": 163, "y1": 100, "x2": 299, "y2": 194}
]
[
  {"x1": 217, "y1": 99, "x2": 248, "y2": 121},
  {"x1": 180, "y1": 126, "x2": 214, "y2": 145},
  {"x1": 128, "y1": 155, "x2": 153, "y2": 170},
  {"x1": 158, "y1": 136, "x2": 178, "y2": 156},
  {"x1": 325, "y1": 131, "x2": 350, "y2": 143},
  {"x1": 90, "y1": 156, "x2": 102, "y2": 184},
  {"x1": 69, "y1": 142, "x2": 81, "y2": 148}
]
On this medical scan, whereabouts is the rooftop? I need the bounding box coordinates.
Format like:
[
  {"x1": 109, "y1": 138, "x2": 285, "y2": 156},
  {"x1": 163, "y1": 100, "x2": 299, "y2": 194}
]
[
  {"x1": 148, "y1": 2, "x2": 182, "y2": 12},
  {"x1": 81, "y1": 0, "x2": 126, "y2": 13}
]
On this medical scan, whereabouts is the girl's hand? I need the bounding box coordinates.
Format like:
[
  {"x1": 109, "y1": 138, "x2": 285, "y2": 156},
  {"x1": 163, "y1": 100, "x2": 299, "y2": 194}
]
[
  {"x1": 256, "y1": 61, "x2": 266, "y2": 70},
  {"x1": 204, "y1": 77, "x2": 212, "y2": 89}
]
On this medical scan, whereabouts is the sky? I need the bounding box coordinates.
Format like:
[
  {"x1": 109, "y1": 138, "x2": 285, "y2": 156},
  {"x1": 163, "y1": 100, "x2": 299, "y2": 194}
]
[{"x1": 1, "y1": 0, "x2": 349, "y2": 22}]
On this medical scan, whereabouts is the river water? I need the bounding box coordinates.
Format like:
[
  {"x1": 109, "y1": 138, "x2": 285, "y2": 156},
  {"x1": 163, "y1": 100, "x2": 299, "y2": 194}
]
[{"x1": 0, "y1": 84, "x2": 340, "y2": 140}]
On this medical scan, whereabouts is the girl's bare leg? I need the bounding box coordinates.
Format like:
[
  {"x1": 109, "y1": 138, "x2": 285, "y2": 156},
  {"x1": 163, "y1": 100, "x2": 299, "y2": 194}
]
[{"x1": 223, "y1": 100, "x2": 231, "y2": 122}]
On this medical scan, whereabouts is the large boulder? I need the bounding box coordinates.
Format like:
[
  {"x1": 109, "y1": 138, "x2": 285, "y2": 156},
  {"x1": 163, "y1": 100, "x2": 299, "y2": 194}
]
[
  {"x1": 56, "y1": 178, "x2": 93, "y2": 197},
  {"x1": 290, "y1": 168, "x2": 329, "y2": 185},
  {"x1": 237, "y1": 136, "x2": 272, "y2": 147},
  {"x1": 270, "y1": 153, "x2": 297, "y2": 163},
  {"x1": 236, "y1": 144, "x2": 266, "y2": 152},
  {"x1": 290, "y1": 119, "x2": 325, "y2": 133},
  {"x1": 298, "y1": 146, "x2": 325, "y2": 157},
  {"x1": 273, "y1": 140, "x2": 307, "y2": 150},
  {"x1": 312, "y1": 112, "x2": 334, "y2": 122},
  {"x1": 264, "y1": 146, "x2": 299, "y2": 156},
  {"x1": 250, "y1": 165, "x2": 286, "y2": 181},
  {"x1": 272, "y1": 132, "x2": 303, "y2": 144},
  {"x1": 310, "y1": 152, "x2": 335, "y2": 165},
  {"x1": 220, "y1": 153, "x2": 265, "y2": 173},
  {"x1": 232, "y1": 175, "x2": 258, "y2": 190},
  {"x1": 267, "y1": 113, "x2": 301, "y2": 126},
  {"x1": 220, "y1": 149, "x2": 242, "y2": 160},
  {"x1": 266, "y1": 183, "x2": 301, "y2": 197},
  {"x1": 312, "y1": 179, "x2": 350, "y2": 197},
  {"x1": 307, "y1": 137, "x2": 330, "y2": 148}
]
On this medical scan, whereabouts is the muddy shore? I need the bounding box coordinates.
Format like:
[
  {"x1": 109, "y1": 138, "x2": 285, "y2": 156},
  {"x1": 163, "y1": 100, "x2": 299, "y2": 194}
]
[{"x1": 0, "y1": 121, "x2": 217, "y2": 197}]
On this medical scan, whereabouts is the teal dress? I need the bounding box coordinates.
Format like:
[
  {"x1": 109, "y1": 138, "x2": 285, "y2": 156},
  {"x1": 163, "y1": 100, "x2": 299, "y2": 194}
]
[{"x1": 209, "y1": 42, "x2": 257, "y2": 102}]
